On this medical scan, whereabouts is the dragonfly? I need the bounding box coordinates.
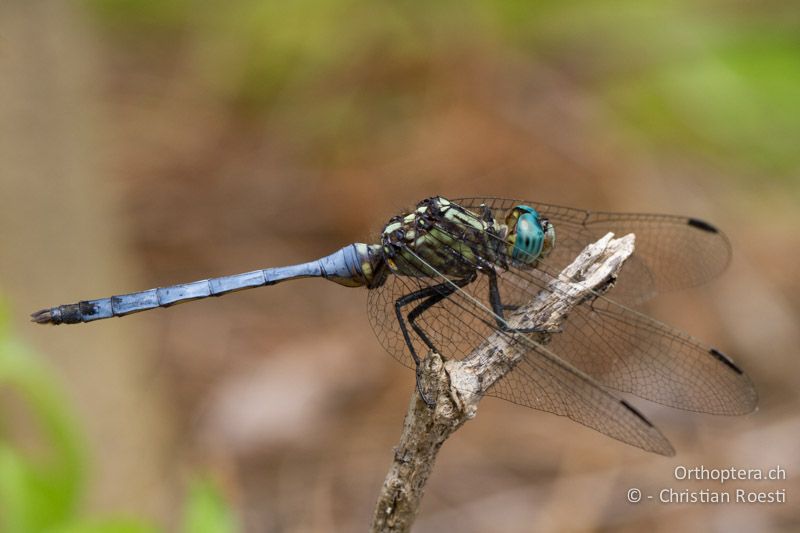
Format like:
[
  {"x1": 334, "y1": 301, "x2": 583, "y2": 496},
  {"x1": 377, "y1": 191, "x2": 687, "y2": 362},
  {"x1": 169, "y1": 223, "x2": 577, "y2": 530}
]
[{"x1": 31, "y1": 196, "x2": 757, "y2": 455}]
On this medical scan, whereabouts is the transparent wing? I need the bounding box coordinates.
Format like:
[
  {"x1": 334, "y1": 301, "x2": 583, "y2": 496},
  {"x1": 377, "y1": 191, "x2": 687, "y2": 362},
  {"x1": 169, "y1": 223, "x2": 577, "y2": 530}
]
[
  {"x1": 492, "y1": 262, "x2": 757, "y2": 415},
  {"x1": 430, "y1": 207, "x2": 756, "y2": 415},
  {"x1": 368, "y1": 250, "x2": 675, "y2": 456},
  {"x1": 453, "y1": 197, "x2": 732, "y2": 305}
]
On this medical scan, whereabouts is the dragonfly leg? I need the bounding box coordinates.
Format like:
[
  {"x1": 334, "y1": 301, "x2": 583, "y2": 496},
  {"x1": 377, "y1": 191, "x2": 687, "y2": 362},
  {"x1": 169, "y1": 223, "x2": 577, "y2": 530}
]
[
  {"x1": 394, "y1": 274, "x2": 476, "y2": 406},
  {"x1": 407, "y1": 277, "x2": 476, "y2": 351},
  {"x1": 485, "y1": 268, "x2": 552, "y2": 335}
]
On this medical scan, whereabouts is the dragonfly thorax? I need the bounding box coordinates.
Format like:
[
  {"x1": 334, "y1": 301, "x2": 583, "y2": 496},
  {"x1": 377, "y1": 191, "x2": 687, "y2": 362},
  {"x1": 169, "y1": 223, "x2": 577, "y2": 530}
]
[{"x1": 379, "y1": 197, "x2": 512, "y2": 280}]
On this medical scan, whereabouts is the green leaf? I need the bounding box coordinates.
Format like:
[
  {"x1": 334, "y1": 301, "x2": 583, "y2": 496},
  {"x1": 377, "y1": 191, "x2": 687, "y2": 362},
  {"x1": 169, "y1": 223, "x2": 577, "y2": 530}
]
[
  {"x1": 182, "y1": 477, "x2": 238, "y2": 533},
  {"x1": 0, "y1": 300, "x2": 85, "y2": 532}
]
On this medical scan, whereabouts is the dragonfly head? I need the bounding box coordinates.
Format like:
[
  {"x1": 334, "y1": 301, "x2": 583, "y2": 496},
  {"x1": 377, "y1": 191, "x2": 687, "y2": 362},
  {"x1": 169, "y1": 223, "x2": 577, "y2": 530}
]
[{"x1": 505, "y1": 205, "x2": 555, "y2": 265}]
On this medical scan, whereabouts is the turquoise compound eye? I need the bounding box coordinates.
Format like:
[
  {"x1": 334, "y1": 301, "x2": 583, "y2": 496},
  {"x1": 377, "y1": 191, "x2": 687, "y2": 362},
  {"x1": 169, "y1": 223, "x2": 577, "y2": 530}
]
[{"x1": 512, "y1": 207, "x2": 544, "y2": 263}]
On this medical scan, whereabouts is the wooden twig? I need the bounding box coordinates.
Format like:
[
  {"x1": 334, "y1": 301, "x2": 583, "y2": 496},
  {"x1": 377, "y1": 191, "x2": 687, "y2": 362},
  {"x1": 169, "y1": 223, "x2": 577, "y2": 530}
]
[{"x1": 370, "y1": 233, "x2": 635, "y2": 533}]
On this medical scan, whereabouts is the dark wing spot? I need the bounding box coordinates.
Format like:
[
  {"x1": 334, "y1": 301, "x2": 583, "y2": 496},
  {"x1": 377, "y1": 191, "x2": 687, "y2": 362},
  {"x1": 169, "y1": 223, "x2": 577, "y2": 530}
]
[
  {"x1": 709, "y1": 348, "x2": 744, "y2": 375},
  {"x1": 620, "y1": 399, "x2": 654, "y2": 428},
  {"x1": 687, "y1": 218, "x2": 719, "y2": 234}
]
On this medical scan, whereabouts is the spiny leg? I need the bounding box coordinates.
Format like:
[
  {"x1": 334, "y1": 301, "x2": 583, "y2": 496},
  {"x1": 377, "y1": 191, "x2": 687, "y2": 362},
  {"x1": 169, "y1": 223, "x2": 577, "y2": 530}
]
[
  {"x1": 407, "y1": 275, "x2": 476, "y2": 352},
  {"x1": 474, "y1": 206, "x2": 533, "y2": 319},
  {"x1": 394, "y1": 274, "x2": 475, "y2": 406},
  {"x1": 484, "y1": 267, "x2": 552, "y2": 335}
]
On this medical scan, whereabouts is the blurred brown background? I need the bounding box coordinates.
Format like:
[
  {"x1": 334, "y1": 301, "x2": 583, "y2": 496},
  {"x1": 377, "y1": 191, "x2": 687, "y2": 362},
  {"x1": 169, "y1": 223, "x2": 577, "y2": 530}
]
[{"x1": 1, "y1": 0, "x2": 798, "y2": 531}]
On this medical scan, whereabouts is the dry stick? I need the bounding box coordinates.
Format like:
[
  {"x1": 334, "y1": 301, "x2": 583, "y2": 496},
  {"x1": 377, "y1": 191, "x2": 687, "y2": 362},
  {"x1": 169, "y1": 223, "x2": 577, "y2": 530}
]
[{"x1": 370, "y1": 232, "x2": 636, "y2": 533}]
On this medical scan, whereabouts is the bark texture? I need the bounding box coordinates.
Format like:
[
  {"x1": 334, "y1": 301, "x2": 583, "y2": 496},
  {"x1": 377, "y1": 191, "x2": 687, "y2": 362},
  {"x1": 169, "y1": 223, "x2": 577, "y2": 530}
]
[{"x1": 371, "y1": 232, "x2": 635, "y2": 533}]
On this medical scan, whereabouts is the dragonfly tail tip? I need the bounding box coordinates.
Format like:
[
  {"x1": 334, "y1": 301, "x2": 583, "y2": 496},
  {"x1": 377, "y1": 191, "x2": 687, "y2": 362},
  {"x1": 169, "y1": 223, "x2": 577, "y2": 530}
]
[{"x1": 30, "y1": 308, "x2": 55, "y2": 325}]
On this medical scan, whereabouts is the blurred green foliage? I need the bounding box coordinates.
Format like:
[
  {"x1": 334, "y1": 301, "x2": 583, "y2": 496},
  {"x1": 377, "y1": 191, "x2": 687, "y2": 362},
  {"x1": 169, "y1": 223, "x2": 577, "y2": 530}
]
[
  {"x1": 0, "y1": 300, "x2": 238, "y2": 533},
  {"x1": 83, "y1": 0, "x2": 799, "y2": 187},
  {"x1": 182, "y1": 478, "x2": 238, "y2": 533}
]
